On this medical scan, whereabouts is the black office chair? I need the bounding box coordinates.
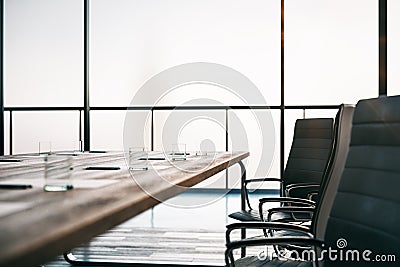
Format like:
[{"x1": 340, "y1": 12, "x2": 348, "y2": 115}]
[
  {"x1": 225, "y1": 95, "x2": 400, "y2": 267},
  {"x1": 260, "y1": 104, "x2": 354, "y2": 257},
  {"x1": 262, "y1": 105, "x2": 354, "y2": 224},
  {"x1": 229, "y1": 118, "x2": 334, "y2": 222}
]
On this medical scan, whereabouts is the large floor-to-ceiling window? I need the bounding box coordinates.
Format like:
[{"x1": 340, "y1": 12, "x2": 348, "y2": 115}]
[
  {"x1": 3, "y1": 0, "x2": 384, "y2": 190},
  {"x1": 4, "y1": 0, "x2": 83, "y2": 154}
]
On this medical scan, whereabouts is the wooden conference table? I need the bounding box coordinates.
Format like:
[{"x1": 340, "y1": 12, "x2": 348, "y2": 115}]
[{"x1": 0, "y1": 151, "x2": 248, "y2": 267}]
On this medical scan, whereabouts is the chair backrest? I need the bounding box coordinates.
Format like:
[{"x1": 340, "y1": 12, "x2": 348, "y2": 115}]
[
  {"x1": 313, "y1": 104, "x2": 354, "y2": 236},
  {"x1": 318, "y1": 96, "x2": 400, "y2": 266},
  {"x1": 283, "y1": 118, "x2": 334, "y2": 194}
]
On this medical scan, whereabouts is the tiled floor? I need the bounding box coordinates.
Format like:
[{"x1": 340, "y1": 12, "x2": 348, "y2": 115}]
[{"x1": 44, "y1": 190, "x2": 279, "y2": 267}]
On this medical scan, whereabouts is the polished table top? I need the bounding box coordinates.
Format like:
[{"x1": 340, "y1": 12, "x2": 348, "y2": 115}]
[{"x1": 0, "y1": 151, "x2": 248, "y2": 267}]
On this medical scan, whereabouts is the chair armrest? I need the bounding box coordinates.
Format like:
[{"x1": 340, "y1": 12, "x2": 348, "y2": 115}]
[
  {"x1": 267, "y1": 206, "x2": 314, "y2": 222},
  {"x1": 226, "y1": 221, "x2": 311, "y2": 243},
  {"x1": 242, "y1": 178, "x2": 282, "y2": 211},
  {"x1": 258, "y1": 197, "x2": 315, "y2": 221},
  {"x1": 286, "y1": 184, "x2": 321, "y2": 198},
  {"x1": 308, "y1": 192, "x2": 319, "y2": 201},
  {"x1": 286, "y1": 182, "x2": 320, "y2": 190},
  {"x1": 259, "y1": 197, "x2": 315, "y2": 206}
]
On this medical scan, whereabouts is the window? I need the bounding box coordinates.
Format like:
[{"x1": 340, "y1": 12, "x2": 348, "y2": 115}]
[
  {"x1": 285, "y1": 0, "x2": 378, "y2": 105},
  {"x1": 5, "y1": 0, "x2": 83, "y2": 107},
  {"x1": 90, "y1": 0, "x2": 281, "y2": 107}
]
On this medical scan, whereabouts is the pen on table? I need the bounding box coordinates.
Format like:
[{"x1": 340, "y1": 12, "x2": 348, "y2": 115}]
[
  {"x1": 85, "y1": 166, "x2": 120, "y2": 170},
  {"x1": 0, "y1": 184, "x2": 33, "y2": 190},
  {"x1": 140, "y1": 157, "x2": 165, "y2": 160},
  {"x1": 0, "y1": 159, "x2": 22, "y2": 162}
]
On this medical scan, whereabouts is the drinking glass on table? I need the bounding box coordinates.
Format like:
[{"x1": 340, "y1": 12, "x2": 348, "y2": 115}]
[
  {"x1": 171, "y1": 143, "x2": 187, "y2": 161},
  {"x1": 39, "y1": 141, "x2": 52, "y2": 155},
  {"x1": 43, "y1": 155, "x2": 73, "y2": 192},
  {"x1": 128, "y1": 147, "x2": 149, "y2": 171}
]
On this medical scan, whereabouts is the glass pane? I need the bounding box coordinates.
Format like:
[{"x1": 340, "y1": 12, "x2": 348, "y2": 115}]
[
  {"x1": 193, "y1": 174, "x2": 226, "y2": 189},
  {"x1": 91, "y1": 110, "x2": 151, "y2": 151},
  {"x1": 228, "y1": 110, "x2": 280, "y2": 189},
  {"x1": 154, "y1": 110, "x2": 226, "y2": 188},
  {"x1": 153, "y1": 110, "x2": 225, "y2": 153},
  {"x1": 123, "y1": 110, "x2": 152, "y2": 150},
  {"x1": 4, "y1": 0, "x2": 83, "y2": 107},
  {"x1": 12, "y1": 111, "x2": 80, "y2": 154},
  {"x1": 4, "y1": 111, "x2": 10, "y2": 155},
  {"x1": 90, "y1": 0, "x2": 280, "y2": 107},
  {"x1": 304, "y1": 109, "x2": 338, "y2": 120},
  {"x1": 388, "y1": 0, "x2": 400, "y2": 96},
  {"x1": 153, "y1": 197, "x2": 228, "y2": 230},
  {"x1": 285, "y1": 0, "x2": 378, "y2": 105},
  {"x1": 134, "y1": 83, "x2": 268, "y2": 107}
]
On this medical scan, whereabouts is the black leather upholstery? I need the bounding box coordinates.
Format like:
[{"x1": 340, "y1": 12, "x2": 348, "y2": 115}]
[
  {"x1": 229, "y1": 210, "x2": 262, "y2": 222},
  {"x1": 229, "y1": 118, "x2": 334, "y2": 222},
  {"x1": 284, "y1": 119, "x2": 334, "y2": 193},
  {"x1": 321, "y1": 96, "x2": 400, "y2": 266},
  {"x1": 229, "y1": 209, "x2": 311, "y2": 223}
]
